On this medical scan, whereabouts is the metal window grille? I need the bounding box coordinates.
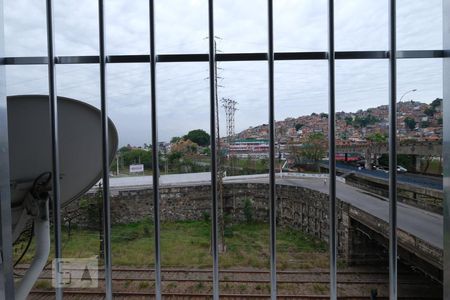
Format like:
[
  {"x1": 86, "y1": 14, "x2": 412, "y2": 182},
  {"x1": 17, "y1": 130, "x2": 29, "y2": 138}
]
[{"x1": 0, "y1": 0, "x2": 449, "y2": 299}]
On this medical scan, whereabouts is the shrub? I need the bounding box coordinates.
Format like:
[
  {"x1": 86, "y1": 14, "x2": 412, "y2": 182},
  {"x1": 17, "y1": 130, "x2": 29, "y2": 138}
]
[
  {"x1": 202, "y1": 211, "x2": 210, "y2": 222},
  {"x1": 243, "y1": 198, "x2": 254, "y2": 223}
]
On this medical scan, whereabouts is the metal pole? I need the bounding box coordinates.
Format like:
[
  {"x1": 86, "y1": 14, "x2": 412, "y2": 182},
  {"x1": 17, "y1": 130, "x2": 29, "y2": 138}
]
[
  {"x1": 327, "y1": 0, "x2": 337, "y2": 299},
  {"x1": 149, "y1": 0, "x2": 162, "y2": 299},
  {"x1": 0, "y1": 0, "x2": 15, "y2": 297},
  {"x1": 98, "y1": 0, "x2": 112, "y2": 299},
  {"x1": 267, "y1": 0, "x2": 277, "y2": 299},
  {"x1": 45, "y1": 0, "x2": 62, "y2": 299},
  {"x1": 208, "y1": 0, "x2": 219, "y2": 299},
  {"x1": 443, "y1": 0, "x2": 450, "y2": 298},
  {"x1": 398, "y1": 89, "x2": 417, "y2": 103},
  {"x1": 388, "y1": 0, "x2": 398, "y2": 299}
]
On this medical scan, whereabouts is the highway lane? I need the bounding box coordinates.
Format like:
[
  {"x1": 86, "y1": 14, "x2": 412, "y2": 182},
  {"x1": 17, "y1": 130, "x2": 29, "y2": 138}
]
[
  {"x1": 106, "y1": 173, "x2": 443, "y2": 250},
  {"x1": 334, "y1": 162, "x2": 443, "y2": 190}
]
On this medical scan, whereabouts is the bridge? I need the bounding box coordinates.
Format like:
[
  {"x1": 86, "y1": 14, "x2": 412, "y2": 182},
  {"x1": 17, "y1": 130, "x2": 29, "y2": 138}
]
[{"x1": 93, "y1": 172, "x2": 443, "y2": 282}]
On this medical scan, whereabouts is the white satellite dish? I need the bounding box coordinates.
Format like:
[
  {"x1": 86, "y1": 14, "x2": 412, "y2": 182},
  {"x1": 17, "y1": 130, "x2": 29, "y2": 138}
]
[{"x1": 4, "y1": 95, "x2": 118, "y2": 299}]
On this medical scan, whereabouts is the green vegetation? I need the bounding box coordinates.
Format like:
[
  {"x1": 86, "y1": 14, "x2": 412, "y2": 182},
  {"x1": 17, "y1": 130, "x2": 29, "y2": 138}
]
[
  {"x1": 170, "y1": 136, "x2": 182, "y2": 144},
  {"x1": 312, "y1": 283, "x2": 328, "y2": 294},
  {"x1": 243, "y1": 198, "x2": 254, "y2": 223},
  {"x1": 14, "y1": 220, "x2": 327, "y2": 270},
  {"x1": 232, "y1": 157, "x2": 269, "y2": 175},
  {"x1": 420, "y1": 121, "x2": 430, "y2": 128},
  {"x1": 295, "y1": 123, "x2": 304, "y2": 131},
  {"x1": 120, "y1": 148, "x2": 152, "y2": 168},
  {"x1": 183, "y1": 129, "x2": 210, "y2": 147},
  {"x1": 404, "y1": 116, "x2": 417, "y2": 130},
  {"x1": 430, "y1": 98, "x2": 442, "y2": 110},
  {"x1": 34, "y1": 280, "x2": 52, "y2": 290},
  {"x1": 352, "y1": 114, "x2": 379, "y2": 128},
  {"x1": 345, "y1": 116, "x2": 353, "y2": 126},
  {"x1": 424, "y1": 107, "x2": 435, "y2": 116},
  {"x1": 366, "y1": 132, "x2": 387, "y2": 143},
  {"x1": 298, "y1": 132, "x2": 327, "y2": 167}
]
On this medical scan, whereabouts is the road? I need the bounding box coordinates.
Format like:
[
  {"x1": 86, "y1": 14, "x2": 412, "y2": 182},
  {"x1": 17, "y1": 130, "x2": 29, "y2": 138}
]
[
  {"x1": 106, "y1": 172, "x2": 443, "y2": 250},
  {"x1": 334, "y1": 162, "x2": 443, "y2": 190}
]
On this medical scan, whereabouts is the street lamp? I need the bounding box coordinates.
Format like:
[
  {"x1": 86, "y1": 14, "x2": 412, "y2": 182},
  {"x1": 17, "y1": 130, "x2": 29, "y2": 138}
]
[
  {"x1": 397, "y1": 89, "x2": 418, "y2": 132},
  {"x1": 399, "y1": 89, "x2": 417, "y2": 103}
]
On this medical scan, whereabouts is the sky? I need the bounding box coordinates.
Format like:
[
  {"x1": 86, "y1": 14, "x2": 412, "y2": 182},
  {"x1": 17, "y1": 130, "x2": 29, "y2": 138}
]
[{"x1": 3, "y1": 0, "x2": 444, "y2": 146}]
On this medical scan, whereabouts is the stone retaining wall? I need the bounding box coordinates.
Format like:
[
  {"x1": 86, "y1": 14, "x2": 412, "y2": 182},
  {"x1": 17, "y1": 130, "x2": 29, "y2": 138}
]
[
  {"x1": 64, "y1": 182, "x2": 350, "y2": 258},
  {"x1": 62, "y1": 181, "x2": 442, "y2": 279}
]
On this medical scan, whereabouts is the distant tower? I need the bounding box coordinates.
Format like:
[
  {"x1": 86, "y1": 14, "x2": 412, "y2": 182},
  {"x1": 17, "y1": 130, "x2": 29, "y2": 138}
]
[{"x1": 221, "y1": 98, "x2": 238, "y2": 144}]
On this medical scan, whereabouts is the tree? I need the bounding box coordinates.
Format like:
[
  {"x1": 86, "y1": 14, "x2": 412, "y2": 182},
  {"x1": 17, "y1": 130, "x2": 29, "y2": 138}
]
[
  {"x1": 300, "y1": 132, "x2": 327, "y2": 163},
  {"x1": 404, "y1": 117, "x2": 417, "y2": 130},
  {"x1": 366, "y1": 132, "x2": 387, "y2": 143},
  {"x1": 345, "y1": 116, "x2": 353, "y2": 126},
  {"x1": 170, "y1": 139, "x2": 198, "y2": 155},
  {"x1": 430, "y1": 98, "x2": 442, "y2": 109},
  {"x1": 420, "y1": 121, "x2": 430, "y2": 128},
  {"x1": 184, "y1": 129, "x2": 210, "y2": 147},
  {"x1": 167, "y1": 140, "x2": 200, "y2": 173},
  {"x1": 202, "y1": 147, "x2": 211, "y2": 156},
  {"x1": 295, "y1": 123, "x2": 304, "y2": 131},
  {"x1": 424, "y1": 107, "x2": 435, "y2": 116},
  {"x1": 170, "y1": 136, "x2": 181, "y2": 144},
  {"x1": 121, "y1": 148, "x2": 152, "y2": 169},
  {"x1": 119, "y1": 146, "x2": 131, "y2": 152},
  {"x1": 319, "y1": 113, "x2": 328, "y2": 119},
  {"x1": 353, "y1": 114, "x2": 379, "y2": 128}
]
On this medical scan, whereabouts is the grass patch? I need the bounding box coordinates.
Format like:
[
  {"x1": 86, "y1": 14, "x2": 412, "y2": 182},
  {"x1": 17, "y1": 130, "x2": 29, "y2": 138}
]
[
  {"x1": 312, "y1": 283, "x2": 328, "y2": 294},
  {"x1": 34, "y1": 279, "x2": 52, "y2": 290},
  {"x1": 14, "y1": 220, "x2": 327, "y2": 269}
]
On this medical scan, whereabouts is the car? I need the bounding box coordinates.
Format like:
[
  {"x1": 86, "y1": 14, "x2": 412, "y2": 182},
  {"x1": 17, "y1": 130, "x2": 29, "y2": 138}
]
[
  {"x1": 397, "y1": 165, "x2": 407, "y2": 173},
  {"x1": 376, "y1": 165, "x2": 407, "y2": 173}
]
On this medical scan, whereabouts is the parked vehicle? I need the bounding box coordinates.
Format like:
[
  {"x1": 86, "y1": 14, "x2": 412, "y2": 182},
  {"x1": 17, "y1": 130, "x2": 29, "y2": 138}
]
[{"x1": 397, "y1": 165, "x2": 408, "y2": 173}]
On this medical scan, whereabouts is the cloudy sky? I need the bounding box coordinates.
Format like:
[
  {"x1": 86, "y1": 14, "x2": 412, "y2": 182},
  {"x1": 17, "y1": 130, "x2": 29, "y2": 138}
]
[{"x1": 3, "y1": 0, "x2": 443, "y2": 146}]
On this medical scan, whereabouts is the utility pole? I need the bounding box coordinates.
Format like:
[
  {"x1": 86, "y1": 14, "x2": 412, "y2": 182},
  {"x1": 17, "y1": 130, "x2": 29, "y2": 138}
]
[
  {"x1": 207, "y1": 36, "x2": 226, "y2": 252},
  {"x1": 221, "y1": 98, "x2": 238, "y2": 175}
]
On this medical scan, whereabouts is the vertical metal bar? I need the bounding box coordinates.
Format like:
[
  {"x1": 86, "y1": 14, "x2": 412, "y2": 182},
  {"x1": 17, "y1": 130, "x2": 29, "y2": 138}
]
[
  {"x1": 207, "y1": 0, "x2": 219, "y2": 299},
  {"x1": 443, "y1": 0, "x2": 450, "y2": 298},
  {"x1": 388, "y1": 0, "x2": 398, "y2": 299},
  {"x1": 327, "y1": 0, "x2": 337, "y2": 299},
  {"x1": 98, "y1": 0, "x2": 112, "y2": 299},
  {"x1": 45, "y1": 0, "x2": 63, "y2": 299},
  {"x1": 148, "y1": 1, "x2": 162, "y2": 299},
  {"x1": 0, "y1": 0, "x2": 15, "y2": 297},
  {"x1": 267, "y1": 0, "x2": 277, "y2": 299}
]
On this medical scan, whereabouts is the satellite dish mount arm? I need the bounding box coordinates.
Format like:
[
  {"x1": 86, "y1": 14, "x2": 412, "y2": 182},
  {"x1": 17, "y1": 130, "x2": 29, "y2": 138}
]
[{"x1": 15, "y1": 173, "x2": 52, "y2": 300}]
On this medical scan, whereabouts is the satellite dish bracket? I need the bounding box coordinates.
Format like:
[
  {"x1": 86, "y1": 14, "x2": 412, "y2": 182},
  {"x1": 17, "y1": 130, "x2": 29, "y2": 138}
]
[
  {"x1": 14, "y1": 173, "x2": 52, "y2": 300},
  {"x1": 15, "y1": 195, "x2": 50, "y2": 300}
]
